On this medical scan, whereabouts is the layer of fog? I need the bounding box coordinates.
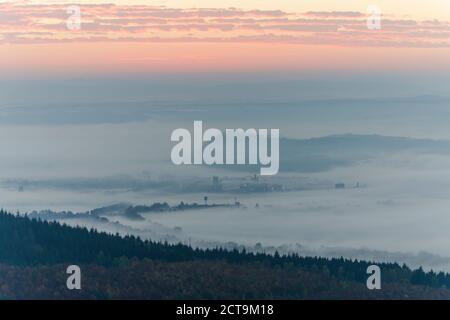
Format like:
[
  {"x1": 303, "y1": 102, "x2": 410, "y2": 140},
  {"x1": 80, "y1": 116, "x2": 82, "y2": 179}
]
[
  {"x1": 13, "y1": 148, "x2": 450, "y2": 271},
  {"x1": 121, "y1": 151, "x2": 449, "y2": 272},
  {"x1": 1, "y1": 88, "x2": 450, "y2": 270}
]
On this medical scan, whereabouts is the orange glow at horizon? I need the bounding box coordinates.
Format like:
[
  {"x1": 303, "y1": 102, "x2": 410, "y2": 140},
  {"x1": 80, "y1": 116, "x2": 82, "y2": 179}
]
[{"x1": 2, "y1": 42, "x2": 450, "y2": 76}]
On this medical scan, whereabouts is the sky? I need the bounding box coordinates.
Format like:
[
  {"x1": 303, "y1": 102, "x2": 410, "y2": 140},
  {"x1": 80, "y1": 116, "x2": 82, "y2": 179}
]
[{"x1": 0, "y1": 0, "x2": 449, "y2": 77}]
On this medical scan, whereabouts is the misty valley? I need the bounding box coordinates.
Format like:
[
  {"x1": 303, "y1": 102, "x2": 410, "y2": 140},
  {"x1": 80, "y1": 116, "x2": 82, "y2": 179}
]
[
  {"x1": 2, "y1": 0, "x2": 449, "y2": 303},
  {"x1": 3, "y1": 132, "x2": 450, "y2": 273}
]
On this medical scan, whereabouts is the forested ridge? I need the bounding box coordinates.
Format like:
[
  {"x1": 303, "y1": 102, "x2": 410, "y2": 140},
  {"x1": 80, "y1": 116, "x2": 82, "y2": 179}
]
[{"x1": 0, "y1": 210, "x2": 449, "y2": 299}]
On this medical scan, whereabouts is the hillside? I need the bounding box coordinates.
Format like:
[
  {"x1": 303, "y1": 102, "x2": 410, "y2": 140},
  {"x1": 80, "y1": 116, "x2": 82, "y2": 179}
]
[{"x1": 0, "y1": 210, "x2": 449, "y2": 299}]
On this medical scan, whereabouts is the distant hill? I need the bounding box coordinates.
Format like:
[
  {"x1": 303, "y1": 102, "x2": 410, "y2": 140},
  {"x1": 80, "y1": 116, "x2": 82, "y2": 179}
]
[
  {"x1": 280, "y1": 134, "x2": 450, "y2": 172},
  {"x1": 1, "y1": 210, "x2": 450, "y2": 299},
  {"x1": 215, "y1": 134, "x2": 450, "y2": 173}
]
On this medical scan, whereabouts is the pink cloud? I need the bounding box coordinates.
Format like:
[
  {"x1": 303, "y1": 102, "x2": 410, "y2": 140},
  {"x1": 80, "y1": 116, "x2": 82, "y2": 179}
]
[{"x1": 0, "y1": 2, "x2": 448, "y2": 47}]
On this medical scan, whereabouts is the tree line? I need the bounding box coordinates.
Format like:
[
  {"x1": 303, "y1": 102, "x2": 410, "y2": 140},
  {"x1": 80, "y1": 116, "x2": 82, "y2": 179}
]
[{"x1": 0, "y1": 210, "x2": 448, "y2": 290}]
